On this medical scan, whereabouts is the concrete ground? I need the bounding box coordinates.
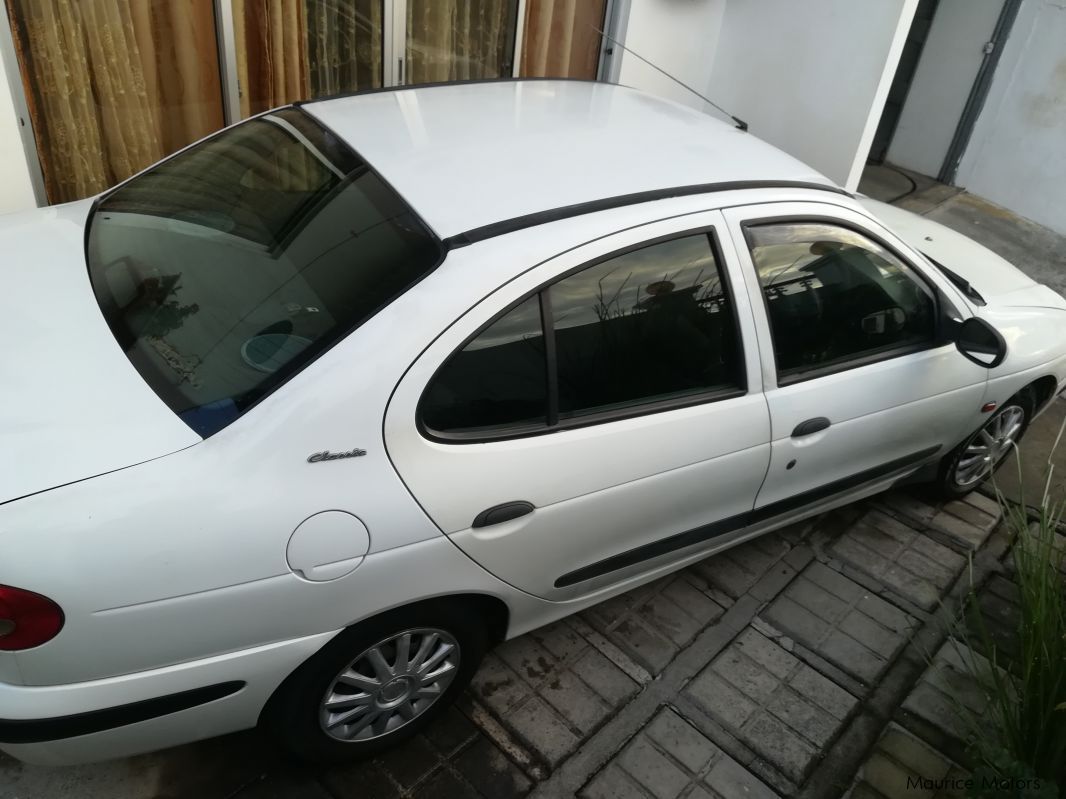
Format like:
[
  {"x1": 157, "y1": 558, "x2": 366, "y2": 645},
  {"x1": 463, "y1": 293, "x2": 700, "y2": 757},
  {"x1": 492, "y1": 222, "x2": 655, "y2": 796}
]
[{"x1": 3, "y1": 173, "x2": 1064, "y2": 799}]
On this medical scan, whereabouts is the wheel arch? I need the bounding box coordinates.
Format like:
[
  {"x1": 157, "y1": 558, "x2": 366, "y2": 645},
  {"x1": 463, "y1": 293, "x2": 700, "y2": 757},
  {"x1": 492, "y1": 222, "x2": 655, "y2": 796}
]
[
  {"x1": 258, "y1": 592, "x2": 510, "y2": 725},
  {"x1": 1026, "y1": 374, "x2": 1059, "y2": 413}
]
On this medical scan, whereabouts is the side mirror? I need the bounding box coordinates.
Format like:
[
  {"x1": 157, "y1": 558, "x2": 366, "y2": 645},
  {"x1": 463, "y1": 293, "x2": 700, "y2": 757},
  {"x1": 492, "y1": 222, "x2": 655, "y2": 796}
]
[{"x1": 955, "y1": 317, "x2": 1006, "y2": 368}]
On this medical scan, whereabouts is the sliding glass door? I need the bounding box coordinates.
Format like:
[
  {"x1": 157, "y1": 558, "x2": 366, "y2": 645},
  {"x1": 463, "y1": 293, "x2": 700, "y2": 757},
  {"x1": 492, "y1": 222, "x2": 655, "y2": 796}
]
[
  {"x1": 233, "y1": 0, "x2": 385, "y2": 117},
  {"x1": 520, "y1": 0, "x2": 608, "y2": 80},
  {"x1": 4, "y1": 0, "x2": 225, "y2": 204},
  {"x1": 403, "y1": 0, "x2": 519, "y2": 84},
  {"x1": 1, "y1": 0, "x2": 612, "y2": 206}
]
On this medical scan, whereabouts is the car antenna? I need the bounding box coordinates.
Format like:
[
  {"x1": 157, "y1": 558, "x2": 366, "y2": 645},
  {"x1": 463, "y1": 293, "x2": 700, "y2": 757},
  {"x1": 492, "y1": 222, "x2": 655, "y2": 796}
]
[{"x1": 594, "y1": 26, "x2": 749, "y2": 132}]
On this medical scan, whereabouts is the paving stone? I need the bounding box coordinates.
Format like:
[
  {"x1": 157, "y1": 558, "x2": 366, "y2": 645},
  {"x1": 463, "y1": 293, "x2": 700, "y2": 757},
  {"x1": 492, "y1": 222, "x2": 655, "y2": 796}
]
[
  {"x1": 831, "y1": 510, "x2": 966, "y2": 610},
  {"x1": 470, "y1": 619, "x2": 638, "y2": 768},
  {"x1": 882, "y1": 490, "x2": 940, "y2": 524},
  {"x1": 454, "y1": 737, "x2": 533, "y2": 798},
  {"x1": 541, "y1": 669, "x2": 612, "y2": 733},
  {"x1": 704, "y1": 756, "x2": 779, "y2": 799},
  {"x1": 645, "y1": 707, "x2": 717, "y2": 773},
  {"x1": 411, "y1": 768, "x2": 480, "y2": 799},
  {"x1": 686, "y1": 669, "x2": 760, "y2": 728},
  {"x1": 761, "y1": 562, "x2": 917, "y2": 685},
  {"x1": 621, "y1": 735, "x2": 692, "y2": 799},
  {"x1": 901, "y1": 642, "x2": 1000, "y2": 744},
  {"x1": 850, "y1": 723, "x2": 967, "y2": 799},
  {"x1": 930, "y1": 508, "x2": 993, "y2": 551},
  {"x1": 686, "y1": 630, "x2": 857, "y2": 784},
  {"x1": 689, "y1": 534, "x2": 791, "y2": 599},
  {"x1": 234, "y1": 775, "x2": 335, "y2": 799},
  {"x1": 319, "y1": 761, "x2": 399, "y2": 799},
  {"x1": 376, "y1": 735, "x2": 442, "y2": 791},
  {"x1": 507, "y1": 695, "x2": 580, "y2": 767},
  {"x1": 744, "y1": 712, "x2": 817, "y2": 783},
  {"x1": 423, "y1": 705, "x2": 479, "y2": 756},
  {"x1": 582, "y1": 764, "x2": 648, "y2": 799},
  {"x1": 583, "y1": 570, "x2": 728, "y2": 674},
  {"x1": 583, "y1": 709, "x2": 780, "y2": 799}
]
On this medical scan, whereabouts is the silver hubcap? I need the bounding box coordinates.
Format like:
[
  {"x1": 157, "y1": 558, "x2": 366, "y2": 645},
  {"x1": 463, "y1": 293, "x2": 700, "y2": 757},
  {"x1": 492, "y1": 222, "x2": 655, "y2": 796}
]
[
  {"x1": 954, "y1": 405, "x2": 1025, "y2": 488},
  {"x1": 319, "y1": 628, "x2": 459, "y2": 742}
]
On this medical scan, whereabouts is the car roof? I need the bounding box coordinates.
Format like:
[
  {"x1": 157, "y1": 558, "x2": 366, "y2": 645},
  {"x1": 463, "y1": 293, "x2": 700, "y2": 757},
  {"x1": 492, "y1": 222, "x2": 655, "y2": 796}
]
[{"x1": 302, "y1": 79, "x2": 838, "y2": 242}]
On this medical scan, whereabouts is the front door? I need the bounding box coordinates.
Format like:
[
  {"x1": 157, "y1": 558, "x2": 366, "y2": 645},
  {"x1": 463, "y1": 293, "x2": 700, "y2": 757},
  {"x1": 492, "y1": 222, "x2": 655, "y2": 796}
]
[
  {"x1": 722, "y1": 202, "x2": 988, "y2": 519},
  {"x1": 385, "y1": 212, "x2": 771, "y2": 601}
]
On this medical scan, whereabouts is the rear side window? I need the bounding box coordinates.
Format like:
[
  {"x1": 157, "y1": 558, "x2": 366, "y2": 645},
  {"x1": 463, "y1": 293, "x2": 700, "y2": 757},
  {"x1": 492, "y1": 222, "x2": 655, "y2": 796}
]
[
  {"x1": 421, "y1": 232, "x2": 743, "y2": 438},
  {"x1": 88, "y1": 108, "x2": 441, "y2": 437}
]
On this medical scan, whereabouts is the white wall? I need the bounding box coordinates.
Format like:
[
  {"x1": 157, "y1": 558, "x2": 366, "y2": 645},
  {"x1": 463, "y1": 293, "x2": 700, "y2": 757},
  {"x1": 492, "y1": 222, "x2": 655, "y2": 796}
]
[
  {"x1": 0, "y1": 51, "x2": 37, "y2": 214},
  {"x1": 887, "y1": 0, "x2": 1004, "y2": 179},
  {"x1": 700, "y1": 0, "x2": 916, "y2": 189},
  {"x1": 616, "y1": 0, "x2": 726, "y2": 109},
  {"x1": 955, "y1": 0, "x2": 1066, "y2": 236}
]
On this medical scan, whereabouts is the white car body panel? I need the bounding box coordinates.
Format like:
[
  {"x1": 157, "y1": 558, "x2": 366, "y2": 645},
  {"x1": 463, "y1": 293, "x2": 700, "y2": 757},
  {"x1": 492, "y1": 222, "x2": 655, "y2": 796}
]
[
  {"x1": 385, "y1": 210, "x2": 772, "y2": 600},
  {"x1": 1, "y1": 81, "x2": 1064, "y2": 766},
  {"x1": 0, "y1": 201, "x2": 200, "y2": 505},
  {"x1": 721, "y1": 202, "x2": 990, "y2": 509},
  {"x1": 303, "y1": 81, "x2": 832, "y2": 239}
]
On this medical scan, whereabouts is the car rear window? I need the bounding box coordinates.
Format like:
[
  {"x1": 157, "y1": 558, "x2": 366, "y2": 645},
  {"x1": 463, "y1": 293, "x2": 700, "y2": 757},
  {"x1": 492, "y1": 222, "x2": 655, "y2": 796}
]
[{"x1": 87, "y1": 107, "x2": 441, "y2": 437}]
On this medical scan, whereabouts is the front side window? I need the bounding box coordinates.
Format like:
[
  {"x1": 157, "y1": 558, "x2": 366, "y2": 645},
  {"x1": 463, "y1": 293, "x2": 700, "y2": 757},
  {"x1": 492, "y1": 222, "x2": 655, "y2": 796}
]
[
  {"x1": 421, "y1": 232, "x2": 744, "y2": 437},
  {"x1": 88, "y1": 108, "x2": 441, "y2": 437},
  {"x1": 746, "y1": 222, "x2": 935, "y2": 380}
]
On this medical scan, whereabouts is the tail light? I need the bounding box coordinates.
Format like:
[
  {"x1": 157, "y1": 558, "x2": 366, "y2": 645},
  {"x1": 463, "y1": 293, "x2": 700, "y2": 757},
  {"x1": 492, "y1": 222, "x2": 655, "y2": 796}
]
[{"x1": 0, "y1": 585, "x2": 64, "y2": 651}]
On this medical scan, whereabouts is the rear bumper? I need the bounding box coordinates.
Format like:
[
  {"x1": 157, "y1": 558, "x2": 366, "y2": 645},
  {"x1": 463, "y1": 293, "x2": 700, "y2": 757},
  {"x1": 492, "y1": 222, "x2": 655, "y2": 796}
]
[{"x1": 0, "y1": 629, "x2": 336, "y2": 766}]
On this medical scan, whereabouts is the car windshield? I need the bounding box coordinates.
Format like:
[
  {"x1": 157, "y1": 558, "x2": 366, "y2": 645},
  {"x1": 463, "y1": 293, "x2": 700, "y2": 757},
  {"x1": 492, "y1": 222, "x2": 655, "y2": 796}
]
[{"x1": 87, "y1": 108, "x2": 441, "y2": 437}]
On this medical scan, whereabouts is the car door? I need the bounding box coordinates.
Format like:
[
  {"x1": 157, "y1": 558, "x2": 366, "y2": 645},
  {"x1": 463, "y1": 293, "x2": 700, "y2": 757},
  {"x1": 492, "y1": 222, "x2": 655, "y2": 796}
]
[
  {"x1": 385, "y1": 211, "x2": 771, "y2": 601},
  {"x1": 721, "y1": 202, "x2": 989, "y2": 519}
]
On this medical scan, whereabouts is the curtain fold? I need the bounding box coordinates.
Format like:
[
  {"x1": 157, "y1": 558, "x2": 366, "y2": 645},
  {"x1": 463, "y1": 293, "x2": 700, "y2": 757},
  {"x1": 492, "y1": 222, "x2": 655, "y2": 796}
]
[
  {"x1": 520, "y1": 0, "x2": 605, "y2": 79},
  {"x1": 306, "y1": 0, "x2": 383, "y2": 96},
  {"x1": 5, "y1": 0, "x2": 224, "y2": 204},
  {"x1": 233, "y1": 0, "x2": 310, "y2": 117},
  {"x1": 407, "y1": 0, "x2": 510, "y2": 84}
]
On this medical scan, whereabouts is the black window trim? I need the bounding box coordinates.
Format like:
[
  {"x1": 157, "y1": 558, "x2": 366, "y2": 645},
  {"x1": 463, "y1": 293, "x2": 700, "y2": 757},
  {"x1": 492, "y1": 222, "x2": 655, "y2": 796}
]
[
  {"x1": 84, "y1": 106, "x2": 448, "y2": 439},
  {"x1": 417, "y1": 225, "x2": 749, "y2": 444},
  {"x1": 739, "y1": 214, "x2": 952, "y2": 388}
]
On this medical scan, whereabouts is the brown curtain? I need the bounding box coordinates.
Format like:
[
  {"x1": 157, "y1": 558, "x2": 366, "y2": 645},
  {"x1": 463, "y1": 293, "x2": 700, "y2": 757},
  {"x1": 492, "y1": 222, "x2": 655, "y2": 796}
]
[
  {"x1": 520, "y1": 0, "x2": 606, "y2": 79},
  {"x1": 233, "y1": 0, "x2": 310, "y2": 117},
  {"x1": 406, "y1": 0, "x2": 512, "y2": 84},
  {"x1": 306, "y1": 0, "x2": 383, "y2": 96},
  {"x1": 5, "y1": 0, "x2": 224, "y2": 204}
]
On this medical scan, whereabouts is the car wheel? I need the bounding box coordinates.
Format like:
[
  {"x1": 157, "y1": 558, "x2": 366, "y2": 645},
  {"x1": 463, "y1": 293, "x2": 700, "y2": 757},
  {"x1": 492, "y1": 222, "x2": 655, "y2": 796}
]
[
  {"x1": 262, "y1": 601, "x2": 487, "y2": 764},
  {"x1": 936, "y1": 390, "x2": 1033, "y2": 500}
]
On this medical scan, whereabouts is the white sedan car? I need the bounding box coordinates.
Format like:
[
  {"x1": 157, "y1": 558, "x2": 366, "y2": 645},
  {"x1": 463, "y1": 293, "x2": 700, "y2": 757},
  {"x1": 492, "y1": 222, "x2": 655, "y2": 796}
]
[{"x1": 1, "y1": 80, "x2": 1064, "y2": 766}]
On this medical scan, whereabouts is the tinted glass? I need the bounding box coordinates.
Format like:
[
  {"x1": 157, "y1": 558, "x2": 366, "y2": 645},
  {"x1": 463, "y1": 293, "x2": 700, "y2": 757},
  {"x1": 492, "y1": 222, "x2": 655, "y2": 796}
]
[
  {"x1": 421, "y1": 297, "x2": 547, "y2": 433},
  {"x1": 88, "y1": 108, "x2": 440, "y2": 437},
  {"x1": 747, "y1": 222, "x2": 935, "y2": 377},
  {"x1": 550, "y1": 235, "x2": 741, "y2": 418}
]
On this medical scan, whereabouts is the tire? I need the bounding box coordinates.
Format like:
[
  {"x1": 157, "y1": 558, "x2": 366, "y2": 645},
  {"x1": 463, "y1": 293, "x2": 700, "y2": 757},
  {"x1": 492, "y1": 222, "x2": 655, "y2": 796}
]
[
  {"x1": 262, "y1": 600, "x2": 487, "y2": 764},
  {"x1": 935, "y1": 389, "x2": 1033, "y2": 500}
]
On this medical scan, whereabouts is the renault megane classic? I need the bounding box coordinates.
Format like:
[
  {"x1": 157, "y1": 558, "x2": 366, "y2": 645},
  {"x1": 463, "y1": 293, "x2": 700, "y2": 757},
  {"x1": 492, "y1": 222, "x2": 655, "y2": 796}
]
[{"x1": 1, "y1": 79, "x2": 1064, "y2": 765}]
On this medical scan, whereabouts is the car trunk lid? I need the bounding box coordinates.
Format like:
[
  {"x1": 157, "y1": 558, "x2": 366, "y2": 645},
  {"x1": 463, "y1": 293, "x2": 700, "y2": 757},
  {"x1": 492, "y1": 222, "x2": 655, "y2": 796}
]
[{"x1": 0, "y1": 201, "x2": 200, "y2": 506}]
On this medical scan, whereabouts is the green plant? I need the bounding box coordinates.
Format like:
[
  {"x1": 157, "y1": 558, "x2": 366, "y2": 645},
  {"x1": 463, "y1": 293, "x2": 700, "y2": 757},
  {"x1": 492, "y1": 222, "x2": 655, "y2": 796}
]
[{"x1": 951, "y1": 422, "x2": 1066, "y2": 796}]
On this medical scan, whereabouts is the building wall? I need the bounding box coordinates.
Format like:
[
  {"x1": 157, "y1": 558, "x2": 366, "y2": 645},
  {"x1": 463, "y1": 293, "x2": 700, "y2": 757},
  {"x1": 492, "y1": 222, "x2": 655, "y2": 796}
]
[
  {"x1": 702, "y1": 0, "x2": 917, "y2": 189},
  {"x1": 887, "y1": 0, "x2": 1005, "y2": 179},
  {"x1": 616, "y1": 0, "x2": 726, "y2": 109},
  {"x1": 0, "y1": 51, "x2": 36, "y2": 215},
  {"x1": 955, "y1": 0, "x2": 1066, "y2": 236}
]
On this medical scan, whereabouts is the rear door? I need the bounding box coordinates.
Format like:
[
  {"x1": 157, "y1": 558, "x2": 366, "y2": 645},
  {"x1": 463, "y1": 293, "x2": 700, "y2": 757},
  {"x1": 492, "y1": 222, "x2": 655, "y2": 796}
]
[
  {"x1": 721, "y1": 202, "x2": 988, "y2": 519},
  {"x1": 385, "y1": 211, "x2": 771, "y2": 601}
]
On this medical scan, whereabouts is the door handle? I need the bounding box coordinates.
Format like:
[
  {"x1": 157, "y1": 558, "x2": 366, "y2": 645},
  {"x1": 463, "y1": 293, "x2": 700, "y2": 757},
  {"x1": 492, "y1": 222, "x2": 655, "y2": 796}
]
[
  {"x1": 472, "y1": 501, "x2": 535, "y2": 528},
  {"x1": 792, "y1": 417, "x2": 831, "y2": 438}
]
